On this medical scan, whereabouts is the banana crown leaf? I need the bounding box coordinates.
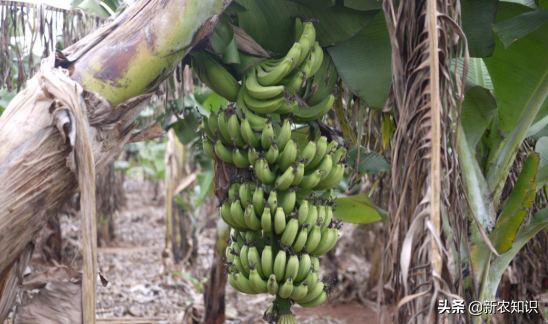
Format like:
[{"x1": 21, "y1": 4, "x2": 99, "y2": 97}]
[{"x1": 333, "y1": 194, "x2": 385, "y2": 224}]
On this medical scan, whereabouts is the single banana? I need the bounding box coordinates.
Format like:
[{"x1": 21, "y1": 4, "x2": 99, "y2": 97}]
[
  {"x1": 298, "y1": 291, "x2": 327, "y2": 308},
  {"x1": 217, "y1": 110, "x2": 234, "y2": 145},
  {"x1": 267, "y1": 274, "x2": 279, "y2": 295},
  {"x1": 230, "y1": 199, "x2": 247, "y2": 229},
  {"x1": 241, "y1": 117, "x2": 260, "y2": 148},
  {"x1": 261, "y1": 121, "x2": 275, "y2": 150},
  {"x1": 301, "y1": 141, "x2": 317, "y2": 166},
  {"x1": 304, "y1": 204, "x2": 318, "y2": 233},
  {"x1": 234, "y1": 271, "x2": 258, "y2": 294},
  {"x1": 273, "y1": 249, "x2": 287, "y2": 282},
  {"x1": 276, "y1": 99, "x2": 298, "y2": 115},
  {"x1": 290, "y1": 282, "x2": 308, "y2": 301},
  {"x1": 214, "y1": 140, "x2": 234, "y2": 164},
  {"x1": 201, "y1": 116, "x2": 216, "y2": 141},
  {"x1": 236, "y1": 87, "x2": 268, "y2": 130},
  {"x1": 244, "y1": 87, "x2": 285, "y2": 114},
  {"x1": 261, "y1": 242, "x2": 273, "y2": 277},
  {"x1": 295, "y1": 253, "x2": 311, "y2": 282},
  {"x1": 297, "y1": 281, "x2": 324, "y2": 304},
  {"x1": 278, "y1": 139, "x2": 298, "y2": 172},
  {"x1": 292, "y1": 225, "x2": 309, "y2": 253},
  {"x1": 318, "y1": 205, "x2": 326, "y2": 225},
  {"x1": 326, "y1": 228, "x2": 339, "y2": 253},
  {"x1": 244, "y1": 204, "x2": 262, "y2": 231},
  {"x1": 249, "y1": 268, "x2": 268, "y2": 293},
  {"x1": 284, "y1": 253, "x2": 299, "y2": 280},
  {"x1": 274, "y1": 207, "x2": 287, "y2": 235},
  {"x1": 233, "y1": 148, "x2": 250, "y2": 168},
  {"x1": 316, "y1": 154, "x2": 333, "y2": 180},
  {"x1": 203, "y1": 138, "x2": 216, "y2": 160},
  {"x1": 280, "y1": 189, "x2": 297, "y2": 214},
  {"x1": 239, "y1": 182, "x2": 252, "y2": 207},
  {"x1": 291, "y1": 162, "x2": 305, "y2": 186},
  {"x1": 299, "y1": 170, "x2": 323, "y2": 190},
  {"x1": 255, "y1": 158, "x2": 276, "y2": 184},
  {"x1": 228, "y1": 273, "x2": 242, "y2": 293},
  {"x1": 245, "y1": 67, "x2": 285, "y2": 99},
  {"x1": 305, "y1": 269, "x2": 319, "y2": 291},
  {"x1": 228, "y1": 113, "x2": 246, "y2": 147},
  {"x1": 248, "y1": 146, "x2": 260, "y2": 166},
  {"x1": 275, "y1": 165, "x2": 295, "y2": 191},
  {"x1": 297, "y1": 200, "x2": 309, "y2": 225},
  {"x1": 310, "y1": 226, "x2": 333, "y2": 256},
  {"x1": 307, "y1": 136, "x2": 328, "y2": 170},
  {"x1": 240, "y1": 243, "x2": 250, "y2": 275},
  {"x1": 296, "y1": 22, "x2": 315, "y2": 67},
  {"x1": 311, "y1": 256, "x2": 320, "y2": 273},
  {"x1": 267, "y1": 190, "x2": 278, "y2": 214},
  {"x1": 276, "y1": 118, "x2": 292, "y2": 151},
  {"x1": 279, "y1": 278, "x2": 294, "y2": 298},
  {"x1": 233, "y1": 254, "x2": 246, "y2": 278},
  {"x1": 261, "y1": 207, "x2": 273, "y2": 232},
  {"x1": 192, "y1": 52, "x2": 240, "y2": 102},
  {"x1": 221, "y1": 201, "x2": 241, "y2": 231},
  {"x1": 257, "y1": 57, "x2": 294, "y2": 86},
  {"x1": 265, "y1": 143, "x2": 280, "y2": 164},
  {"x1": 293, "y1": 94, "x2": 335, "y2": 123},
  {"x1": 308, "y1": 41, "x2": 324, "y2": 78},
  {"x1": 280, "y1": 217, "x2": 299, "y2": 247},
  {"x1": 315, "y1": 163, "x2": 345, "y2": 190},
  {"x1": 248, "y1": 246, "x2": 265, "y2": 279},
  {"x1": 324, "y1": 204, "x2": 333, "y2": 227},
  {"x1": 207, "y1": 112, "x2": 220, "y2": 138},
  {"x1": 305, "y1": 224, "x2": 322, "y2": 252},
  {"x1": 252, "y1": 185, "x2": 265, "y2": 215},
  {"x1": 283, "y1": 71, "x2": 305, "y2": 95}
]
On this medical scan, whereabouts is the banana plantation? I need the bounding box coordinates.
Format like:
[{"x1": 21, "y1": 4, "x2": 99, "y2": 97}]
[{"x1": 1, "y1": 0, "x2": 548, "y2": 323}]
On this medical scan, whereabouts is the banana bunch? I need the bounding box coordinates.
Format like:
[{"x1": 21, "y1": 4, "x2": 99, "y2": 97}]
[{"x1": 197, "y1": 18, "x2": 347, "y2": 324}]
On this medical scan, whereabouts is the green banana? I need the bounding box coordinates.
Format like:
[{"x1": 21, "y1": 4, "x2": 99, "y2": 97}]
[
  {"x1": 276, "y1": 119, "x2": 292, "y2": 151},
  {"x1": 248, "y1": 246, "x2": 265, "y2": 279},
  {"x1": 273, "y1": 249, "x2": 287, "y2": 281},
  {"x1": 245, "y1": 67, "x2": 285, "y2": 99},
  {"x1": 293, "y1": 94, "x2": 335, "y2": 122},
  {"x1": 239, "y1": 182, "x2": 252, "y2": 207},
  {"x1": 265, "y1": 144, "x2": 280, "y2": 164},
  {"x1": 305, "y1": 224, "x2": 322, "y2": 253},
  {"x1": 244, "y1": 87, "x2": 286, "y2": 114},
  {"x1": 280, "y1": 189, "x2": 297, "y2": 214},
  {"x1": 257, "y1": 57, "x2": 294, "y2": 86},
  {"x1": 229, "y1": 184, "x2": 240, "y2": 202},
  {"x1": 261, "y1": 121, "x2": 275, "y2": 150},
  {"x1": 333, "y1": 146, "x2": 347, "y2": 164},
  {"x1": 280, "y1": 217, "x2": 299, "y2": 247},
  {"x1": 307, "y1": 136, "x2": 328, "y2": 170},
  {"x1": 284, "y1": 253, "x2": 299, "y2": 281},
  {"x1": 191, "y1": 52, "x2": 240, "y2": 102},
  {"x1": 295, "y1": 253, "x2": 311, "y2": 282},
  {"x1": 298, "y1": 291, "x2": 327, "y2": 307},
  {"x1": 304, "y1": 204, "x2": 318, "y2": 233},
  {"x1": 217, "y1": 110, "x2": 234, "y2": 145},
  {"x1": 274, "y1": 207, "x2": 287, "y2": 235},
  {"x1": 297, "y1": 281, "x2": 324, "y2": 304},
  {"x1": 279, "y1": 139, "x2": 298, "y2": 172},
  {"x1": 201, "y1": 117, "x2": 216, "y2": 141},
  {"x1": 308, "y1": 41, "x2": 324, "y2": 78},
  {"x1": 255, "y1": 158, "x2": 276, "y2": 184},
  {"x1": 297, "y1": 200, "x2": 309, "y2": 225},
  {"x1": 236, "y1": 88, "x2": 268, "y2": 130},
  {"x1": 301, "y1": 141, "x2": 317, "y2": 166},
  {"x1": 249, "y1": 268, "x2": 268, "y2": 293},
  {"x1": 234, "y1": 272, "x2": 258, "y2": 294},
  {"x1": 276, "y1": 99, "x2": 298, "y2": 114},
  {"x1": 253, "y1": 185, "x2": 265, "y2": 215},
  {"x1": 311, "y1": 256, "x2": 320, "y2": 273},
  {"x1": 261, "y1": 241, "x2": 273, "y2": 277},
  {"x1": 233, "y1": 148, "x2": 250, "y2": 168},
  {"x1": 220, "y1": 201, "x2": 244, "y2": 231},
  {"x1": 267, "y1": 190, "x2": 278, "y2": 214},
  {"x1": 299, "y1": 170, "x2": 323, "y2": 189},
  {"x1": 232, "y1": 254, "x2": 246, "y2": 277},
  {"x1": 279, "y1": 278, "x2": 294, "y2": 298},
  {"x1": 267, "y1": 274, "x2": 279, "y2": 295},
  {"x1": 315, "y1": 163, "x2": 345, "y2": 190},
  {"x1": 318, "y1": 205, "x2": 326, "y2": 226},
  {"x1": 290, "y1": 282, "x2": 308, "y2": 301},
  {"x1": 241, "y1": 117, "x2": 260, "y2": 148},
  {"x1": 310, "y1": 226, "x2": 333, "y2": 256},
  {"x1": 214, "y1": 140, "x2": 234, "y2": 164},
  {"x1": 261, "y1": 207, "x2": 273, "y2": 232},
  {"x1": 248, "y1": 146, "x2": 260, "y2": 166},
  {"x1": 275, "y1": 165, "x2": 295, "y2": 191},
  {"x1": 324, "y1": 204, "x2": 333, "y2": 227},
  {"x1": 240, "y1": 243, "x2": 250, "y2": 276},
  {"x1": 244, "y1": 204, "x2": 262, "y2": 231},
  {"x1": 305, "y1": 49, "x2": 338, "y2": 107},
  {"x1": 305, "y1": 269, "x2": 319, "y2": 291},
  {"x1": 292, "y1": 225, "x2": 308, "y2": 253},
  {"x1": 296, "y1": 22, "x2": 315, "y2": 67},
  {"x1": 230, "y1": 199, "x2": 247, "y2": 229},
  {"x1": 291, "y1": 162, "x2": 305, "y2": 186},
  {"x1": 203, "y1": 138, "x2": 215, "y2": 160},
  {"x1": 207, "y1": 112, "x2": 220, "y2": 138},
  {"x1": 316, "y1": 154, "x2": 333, "y2": 180},
  {"x1": 227, "y1": 113, "x2": 246, "y2": 147},
  {"x1": 283, "y1": 71, "x2": 305, "y2": 95},
  {"x1": 226, "y1": 246, "x2": 234, "y2": 263}
]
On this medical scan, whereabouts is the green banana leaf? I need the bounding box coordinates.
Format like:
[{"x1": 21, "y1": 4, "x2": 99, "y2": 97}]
[
  {"x1": 460, "y1": 85, "x2": 497, "y2": 150},
  {"x1": 483, "y1": 207, "x2": 548, "y2": 302},
  {"x1": 210, "y1": 15, "x2": 234, "y2": 55},
  {"x1": 492, "y1": 153, "x2": 539, "y2": 253},
  {"x1": 456, "y1": 57, "x2": 494, "y2": 91},
  {"x1": 347, "y1": 147, "x2": 390, "y2": 175},
  {"x1": 287, "y1": 0, "x2": 336, "y2": 7},
  {"x1": 483, "y1": 2, "x2": 548, "y2": 134},
  {"x1": 78, "y1": 0, "x2": 110, "y2": 17},
  {"x1": 343, "y1": 0, "x2": 382, "y2": 11},
  {"x1": 493, "y1": 9, "x2": 548, "y2": 48},
  {"x1": 235, "y1": 0, "x2": 377, "y2": 54},
  {"x1": 461, "y1": 0, "x2": 498, "y2": 58},
  {"x1": 327, "y1": 10, "x2": 391, "y2": 109},
  {"x1": 333, "y1": 194, "x2": 385, "y2": 224}
]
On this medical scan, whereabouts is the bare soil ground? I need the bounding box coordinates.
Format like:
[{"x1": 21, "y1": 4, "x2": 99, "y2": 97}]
[{"x1": 8, "y1": 178, "x2": 382, "y2": 324}]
